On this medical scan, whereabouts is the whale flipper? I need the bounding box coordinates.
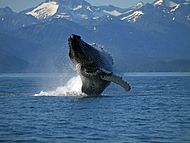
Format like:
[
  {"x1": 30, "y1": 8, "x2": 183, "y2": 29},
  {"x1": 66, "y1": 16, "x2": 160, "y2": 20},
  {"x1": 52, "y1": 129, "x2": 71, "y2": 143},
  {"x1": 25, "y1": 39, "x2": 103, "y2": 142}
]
[{"x1": 101, "y1": 74, "x2": 131, "y2": 91}]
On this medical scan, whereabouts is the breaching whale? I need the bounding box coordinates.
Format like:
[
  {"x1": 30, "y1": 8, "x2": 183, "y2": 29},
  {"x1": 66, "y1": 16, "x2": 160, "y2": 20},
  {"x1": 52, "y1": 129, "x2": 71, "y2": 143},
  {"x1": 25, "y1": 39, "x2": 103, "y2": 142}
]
[{"x1": 68, "y1": 34, "x2": 131, "y2": 96}]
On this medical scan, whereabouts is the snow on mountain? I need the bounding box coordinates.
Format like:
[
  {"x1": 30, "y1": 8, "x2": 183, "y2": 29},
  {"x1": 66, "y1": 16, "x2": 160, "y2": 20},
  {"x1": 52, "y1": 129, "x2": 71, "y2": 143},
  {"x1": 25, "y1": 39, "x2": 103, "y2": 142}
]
[
  {"x1": 55, "y1": 12, "x2": 70, "y2": 18},
  {"x1": 26, "y1": 1, "x2": 59, "y2": 19},
  {"x1": 169, "y1": 0, "x2": 179, "y2": 7},
  {"x1": 121, "y1": 11, "x2": 144, "y2": 22},
  {"x1": 154, "y1": 0, "x2": 164, "y2": 6},
  {"x1": 153, "y1": 0, "x2": 186, "y2": 8},
  {"x1": 24, "y1": 0, "x2": 127, "y2": 23},
  {"x1": 87, "y1": 6, "x2": 93, "y2": 12},
  {"x1": 170, "y1": 4, "x2": 180, "y2": 12},
  {"x1": 187, "y1": 15, "x2": 190, "y2": 20},
  {"x1": 154, "y1": 0, "x2": 170, "y2": 7},
  {"x1": 25, "y1": 0, "x2": 97, "y2": 22},
  {"x1": 103, "y1": 10, "x2": 122, "y2": 16},
  {"x1": 130, "y1": 1, "x2": 145, "y2": 10},
  {"x1": 15, "y1": 0, "x2": 190, "y2": 31},
  {"x1": 73, "y1": 5, "x2": 83, "y2": 11},
  {"x1": 4, "y1": 0, "x2": 189, "y2": 28}
]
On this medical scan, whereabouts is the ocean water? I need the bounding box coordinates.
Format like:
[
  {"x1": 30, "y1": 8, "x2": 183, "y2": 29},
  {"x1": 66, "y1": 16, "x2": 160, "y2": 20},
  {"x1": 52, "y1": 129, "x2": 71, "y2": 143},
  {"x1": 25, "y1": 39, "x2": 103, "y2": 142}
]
[{"x1": 0, "y1": 73, "x2": 190, "y2": 143}]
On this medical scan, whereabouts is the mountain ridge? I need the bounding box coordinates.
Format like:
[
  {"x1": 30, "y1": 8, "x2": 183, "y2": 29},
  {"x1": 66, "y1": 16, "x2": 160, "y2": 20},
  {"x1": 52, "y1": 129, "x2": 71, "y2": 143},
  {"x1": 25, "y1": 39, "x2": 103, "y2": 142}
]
[{"x1": 0, "y1": 0, "x2": 190, "y2": 72}]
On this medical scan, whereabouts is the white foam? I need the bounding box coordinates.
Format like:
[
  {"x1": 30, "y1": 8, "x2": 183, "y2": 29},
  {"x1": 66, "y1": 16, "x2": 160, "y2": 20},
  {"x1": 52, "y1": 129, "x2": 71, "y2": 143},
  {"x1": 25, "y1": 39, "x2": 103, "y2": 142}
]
[{"x1": 34, "y1": 75, "x2": 86, "y2": 96}]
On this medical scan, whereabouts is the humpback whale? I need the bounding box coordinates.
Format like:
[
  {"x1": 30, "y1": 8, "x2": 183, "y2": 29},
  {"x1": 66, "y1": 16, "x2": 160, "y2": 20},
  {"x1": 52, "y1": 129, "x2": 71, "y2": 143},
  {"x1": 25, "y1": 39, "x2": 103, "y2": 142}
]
[{"x1": 68, "y1": 34, "x2": 130, "y2": 96}]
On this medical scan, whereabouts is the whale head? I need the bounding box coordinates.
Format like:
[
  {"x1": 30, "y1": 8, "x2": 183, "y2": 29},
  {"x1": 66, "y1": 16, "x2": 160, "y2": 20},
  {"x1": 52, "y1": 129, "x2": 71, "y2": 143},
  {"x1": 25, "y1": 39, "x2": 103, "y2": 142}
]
[
  {"x1": 68, "y1": 34, "x2": 100, "y2": 74},
  {"x1": 69, "y1": 34, "x2": 86, "y2": 64}
]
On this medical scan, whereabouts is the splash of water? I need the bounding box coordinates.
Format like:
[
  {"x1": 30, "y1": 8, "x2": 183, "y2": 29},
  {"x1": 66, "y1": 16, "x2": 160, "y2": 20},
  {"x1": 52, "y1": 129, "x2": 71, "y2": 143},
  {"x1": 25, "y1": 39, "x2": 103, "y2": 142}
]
[{"x1": 34, "y1": 75, "x2": 86, "y2": 96}]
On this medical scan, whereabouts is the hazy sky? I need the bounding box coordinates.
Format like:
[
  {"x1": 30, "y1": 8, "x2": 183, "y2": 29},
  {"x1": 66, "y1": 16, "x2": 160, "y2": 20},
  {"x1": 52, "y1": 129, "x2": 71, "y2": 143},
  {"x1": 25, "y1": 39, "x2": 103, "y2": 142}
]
[{"x1": 0, "y1": 0, "x2": 154, "y2": 12}]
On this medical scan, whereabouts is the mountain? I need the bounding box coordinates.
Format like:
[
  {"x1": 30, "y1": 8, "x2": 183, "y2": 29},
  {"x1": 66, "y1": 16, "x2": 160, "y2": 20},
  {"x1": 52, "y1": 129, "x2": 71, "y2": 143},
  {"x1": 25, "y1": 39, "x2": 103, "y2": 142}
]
[
  {"x1": 0, "y1": 0, "x2": 190, "y2": 72},
  {"x1": 23, "y1": 0, "x2": 129, "y2": 27},
  {"x1": 0, "y1": 7, "x2": 38, "y2": 32}
]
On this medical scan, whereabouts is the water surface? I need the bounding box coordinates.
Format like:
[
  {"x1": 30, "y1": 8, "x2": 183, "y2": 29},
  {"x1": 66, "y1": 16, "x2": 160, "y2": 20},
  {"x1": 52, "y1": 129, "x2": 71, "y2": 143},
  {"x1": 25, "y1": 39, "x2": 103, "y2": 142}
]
[{"x1": 0, "y1": 73, "x2": 190, "y2": 143}]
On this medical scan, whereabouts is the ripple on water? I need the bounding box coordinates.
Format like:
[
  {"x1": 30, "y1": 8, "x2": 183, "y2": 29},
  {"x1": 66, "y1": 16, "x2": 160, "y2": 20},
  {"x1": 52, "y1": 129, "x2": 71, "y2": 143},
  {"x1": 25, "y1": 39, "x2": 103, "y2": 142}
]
[{"x1": 0, "y1": 74, "x2": 190, "y2": 143}]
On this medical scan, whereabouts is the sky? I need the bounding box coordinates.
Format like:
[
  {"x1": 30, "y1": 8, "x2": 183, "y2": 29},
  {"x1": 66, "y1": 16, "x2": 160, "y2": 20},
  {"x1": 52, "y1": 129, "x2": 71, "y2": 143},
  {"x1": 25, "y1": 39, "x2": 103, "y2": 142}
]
[{"x1": 0, "y1": 0, "x2": 154, "y2": 12}]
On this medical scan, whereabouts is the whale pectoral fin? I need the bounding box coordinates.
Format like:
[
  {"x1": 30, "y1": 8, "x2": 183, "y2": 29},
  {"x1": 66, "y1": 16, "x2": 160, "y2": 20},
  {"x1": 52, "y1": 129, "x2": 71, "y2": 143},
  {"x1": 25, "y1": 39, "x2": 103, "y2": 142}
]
[{"x1": 101, "y1": 74, "x2": 131, "y2": 91}]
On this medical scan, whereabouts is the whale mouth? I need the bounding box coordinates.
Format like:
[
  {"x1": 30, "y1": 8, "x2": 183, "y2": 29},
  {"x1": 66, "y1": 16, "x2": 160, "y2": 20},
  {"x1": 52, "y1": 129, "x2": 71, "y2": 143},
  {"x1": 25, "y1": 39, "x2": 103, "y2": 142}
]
[
  {"x1": 68, "y1": 34, "x2": 80, "y2": 51},
  {"x1": 68, "y1": 34, "x2": 87, "y2": 63},
  {"x1": 68, "y1": 34, "x2": 81, "y2": 49}
]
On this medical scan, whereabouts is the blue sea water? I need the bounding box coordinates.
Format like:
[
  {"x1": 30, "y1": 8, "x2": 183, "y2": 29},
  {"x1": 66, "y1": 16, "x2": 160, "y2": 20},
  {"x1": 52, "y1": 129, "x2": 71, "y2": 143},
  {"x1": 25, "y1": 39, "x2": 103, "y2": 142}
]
[{"x1": 0, "y1": 73, "x2": 190, "y2": 143}]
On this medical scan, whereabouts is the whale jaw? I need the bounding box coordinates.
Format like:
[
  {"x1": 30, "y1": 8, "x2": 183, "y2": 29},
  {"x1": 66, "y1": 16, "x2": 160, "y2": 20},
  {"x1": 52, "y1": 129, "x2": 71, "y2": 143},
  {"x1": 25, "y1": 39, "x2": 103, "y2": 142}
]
[{"x1": 68, "y1": 34, "x2": 86, "y2": 65}]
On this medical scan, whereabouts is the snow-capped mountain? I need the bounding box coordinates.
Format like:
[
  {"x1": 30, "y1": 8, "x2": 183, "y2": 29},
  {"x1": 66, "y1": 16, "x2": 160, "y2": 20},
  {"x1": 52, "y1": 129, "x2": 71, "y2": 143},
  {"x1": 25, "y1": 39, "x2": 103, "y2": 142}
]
[
  {"x1": 0, "y1": 0, "x2": 190, "y2": 72},
  {"x1": 24, "y1": 0, "x2": 190, "y2": 26},
  {"x1": 26, "y1": 1, "x2": 59, "y2": 19},
  {"x1": 25, "y1": 0, "x2": 129, "y2": 24}
]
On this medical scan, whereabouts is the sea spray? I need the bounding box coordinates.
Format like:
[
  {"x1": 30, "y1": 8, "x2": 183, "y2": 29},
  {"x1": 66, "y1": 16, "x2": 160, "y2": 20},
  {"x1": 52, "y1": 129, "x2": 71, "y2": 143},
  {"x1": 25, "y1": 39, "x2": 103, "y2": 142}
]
[{"x1": 34, "y1": 75, "x2": 86, "y2": 96}]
